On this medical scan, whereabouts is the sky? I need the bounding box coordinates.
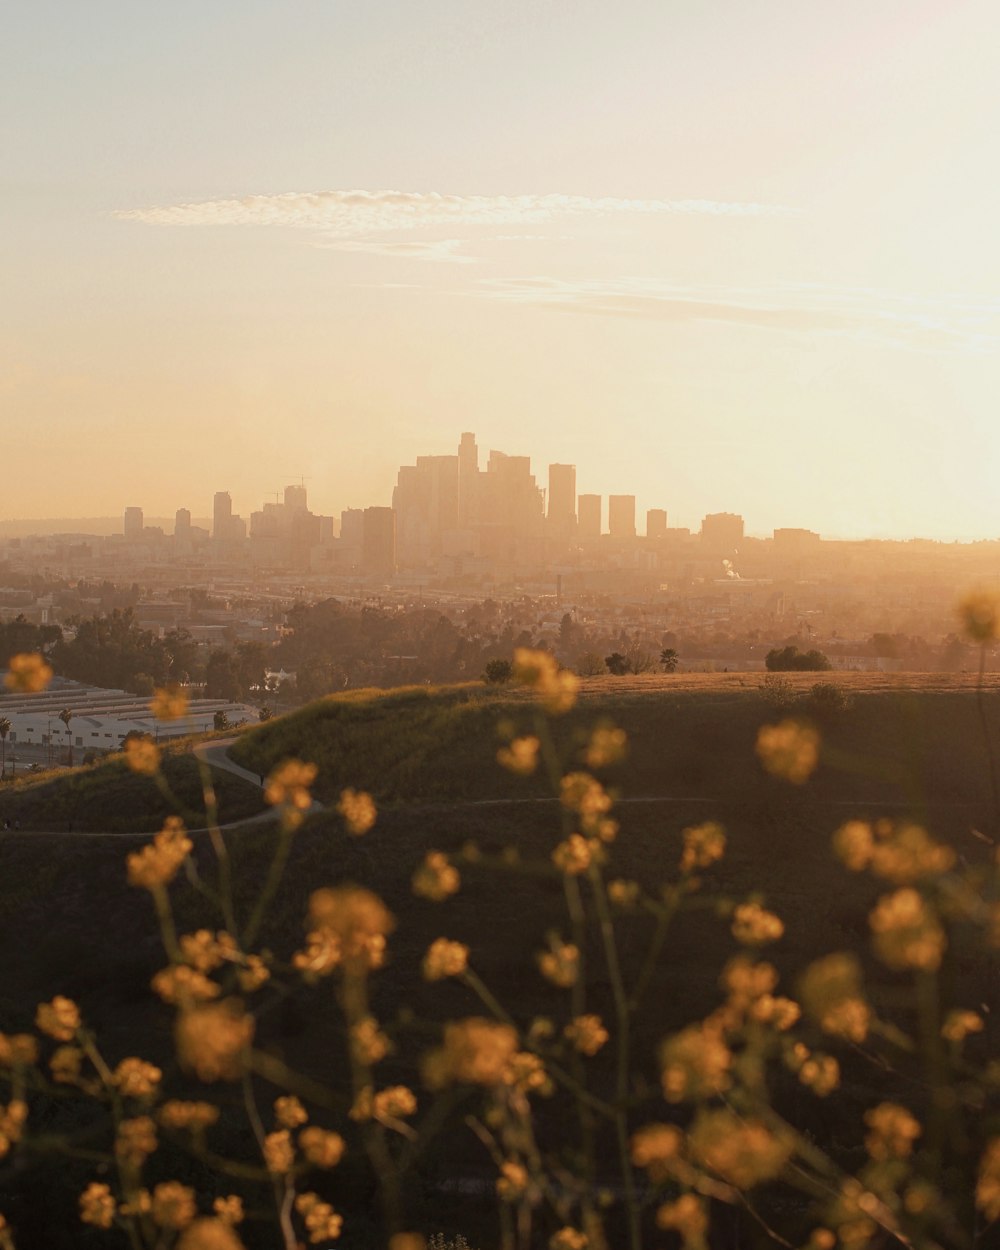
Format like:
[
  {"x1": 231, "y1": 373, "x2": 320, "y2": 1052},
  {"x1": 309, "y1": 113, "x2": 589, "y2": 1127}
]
[{"x1": 5, "y1": 0, "x2": 1000, "y2": 540}]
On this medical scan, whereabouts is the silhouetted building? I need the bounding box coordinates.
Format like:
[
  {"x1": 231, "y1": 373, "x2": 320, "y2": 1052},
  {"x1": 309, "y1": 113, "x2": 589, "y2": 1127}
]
[
  {"x1": 578, "y1": 494, "x2": 602, "y2": 540},
  {"x1": 363, "y1": 507, "x2": 396, "y2": 574},
  {"x1": 340, "y1": 508, "x2": 364, "y2": 547},
  {"x1": 123, "y1": 507, "x2": 143, "y2": 540},
  {"x1": 213, "y1": 492, "x2": 232, "y2": 540},
  {"x1": 701, "y1": 512, "x2": 744, "y2": 554},
  {"x1": 284, "y1": 484, "x2": 308, "y2": 513},
  {"x1": 174, "y1": 508, "x2": 191, "y2": 537},
  {"x1": 646, "y1": 508, "x2": 667, "y2": 539},
  {"x1": 458, "y1": 432, "x2": 480, "y2": 526},
  {"x1": 547, "y1": 464, "x2": 577, "y2": 535},
  {"x1": 609, "y1": 494, "x2": 636, "y2": 539}
]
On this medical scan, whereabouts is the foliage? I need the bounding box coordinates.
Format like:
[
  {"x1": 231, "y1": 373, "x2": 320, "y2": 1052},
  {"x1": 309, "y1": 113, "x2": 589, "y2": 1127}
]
[
  {"x1": 659, "y1": 647, "x2": 679, "y2": 673},
  {"x1": 604, "y1": 652, "x2": 628, "y2": 675},
  {"x1": 482, "y1": 659, "x2": 513, "y2": 685},
  {"x1": 765, "y1": 644, "x2": 832, "y2": 672}
]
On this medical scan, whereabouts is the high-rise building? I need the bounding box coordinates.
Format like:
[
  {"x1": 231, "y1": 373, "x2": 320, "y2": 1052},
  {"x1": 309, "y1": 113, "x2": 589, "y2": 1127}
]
[
  {"x1": 701, "y1": 512, "x2": 744, "y2": 554},
  {"x1": 547, "y1": 464, "x2": 577, "y2": 534},
  {"x1": 646, "y1": 508, "x2": 667, "y2": 539},
  {"x1": 340, "y1": 508, "x2": 364, "y2": 547},
  {"x1": 363, "y1": 506, "x2": 396, "y2": 573},
  {"x1": 284, "y1": 484, "x2": 308, "y2": 512},
  {"x1": 174, "y1": 508, "x2": 191, "y2": 536},
  {"x1": 578, "y1": 494, "x2": 602, "y2": 540},
  {"x1": 609, "y1": 494, "x2": 636, "y2": 539},
  {"x1": 458, "y1": 432, "x2": 480, "y2": 526},
  {"x1": 123, "y1": 507, "x2": 143, "y2": 539},
  {"x1": 213, "y1": 492, "x2": 232, "y2": 539}
]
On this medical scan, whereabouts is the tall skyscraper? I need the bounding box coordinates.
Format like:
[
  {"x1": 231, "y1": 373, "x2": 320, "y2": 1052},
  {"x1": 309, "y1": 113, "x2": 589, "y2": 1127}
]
[
  {"x1": 123, "y1": 507, "x2": 143, "y2": 539},
  {"x1": 284, "y1": 484, "x2": 308, "y2": 512},
  {"x1": 547, "y1": 464, "x2": 577, "y2": 534},
  {"x1": 458, "y1": 432, "x2": 480, "y2": 526},
  {"x1": 213, "y1": 492, "x2": 232, "y2": 539},
  {"x1": 646, "y1": 508, "x2": 667, "y2": 539},
  {"x1": 578, "y1": 494, "x2": 602, "y2": 540},
  {"x1": 609, "y1": 494, "x2": 636, "y2": 539},
  {"x1": 174, "y1": 508, "x2": 191, "y2": 536},
  {"x1": 363, "y1": 506, "x2": 396, "y2": 573}
]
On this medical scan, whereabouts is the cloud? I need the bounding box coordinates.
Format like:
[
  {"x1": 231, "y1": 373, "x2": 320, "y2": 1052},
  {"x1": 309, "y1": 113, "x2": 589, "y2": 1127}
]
[
  {"x1": 114, "y1": 188, "x2": 792, "y2": 234},
  {"x1": 479, "y1": 276, "x2": 1000, "y2": 353},
  {"x1": 314, "y1": 237, "x2": 476, "y2": 263}
]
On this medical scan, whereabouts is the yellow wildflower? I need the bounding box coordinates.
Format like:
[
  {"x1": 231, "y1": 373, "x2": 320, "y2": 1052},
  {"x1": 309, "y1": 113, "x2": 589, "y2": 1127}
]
[
  {"x1": 127, "y1": 817, "x2": 192, "y2": 890},
  {"x1": 338, "y1": 787, "x2": 377, "y2": 835},
  {"x1": 373, "y1": 1086, "x2": 417, "y2": 1121},
  {"x1": 689, "y1": 1107, "x2": 792, "y2": 1188},
  {"x1": 976, "y1": 1139, "x2": 1000, "y2": 1221},
  {"x1": 175, "y1": 1000, "x2": 254, "y2": 1082},
  {"x1": 263, "y1": 1130, "x2": 294, "y2": 1174},
  {"x1": 656, "y1": 1194, "x2": 708, "y2": 1248},
  {"x1": 497, "y1": 736, "x2": 540, "y2": 776},
  {"x1": 560, "y1": 772, "x2": 612, "y2": 835},
  {"x1": 4, "y1": 652, "x2": 52, "y2": 694},
  {"x1": 35, "y1": 996, "x2": 80, "y2": 1041},
  {"x1": 50, "y1": 1045, "x2": 84, "y2": 1083},
  {"x1": 584, "y1": 724, "x2": 627, "y2": 769},
  {"x1": 299, "y1": 1127, "x2": 346, "y2": 1168},
  {"x1": 150, "y1": 684, "x2": 189, "y2": 721},
  {"x1": 565, "y1": 1015, "x2": 609, "y2": 1056},
  {"x1": 295, "y1": 1193, "x2": 343, "y2": 1244},
  {"x1": 274, "y1": 1096, "x2": 308, "y2": 1129},
  {"x1": 942, "y1": 1009, "x2": 984, "y2": 1043},
  {"x1": 412, "y1": 851, "x2": 460, "y2": 902},
  {"x1": 152, "y1": 965, "x2": 220, "y2": 1006},
  {"x1": 159, "y1": 1101, "x2": 220, "y2": 1131},
  {"x1": 631, "y1": 1124, "x2": 683, "y2": 1182},
  {"x1": 552, "y1": 834, "x2": 594, "y2": 876},
  {"x1": 0, "y1": 1101, "x2": 27, "y2": 1157},
  {"x1": 680, "y1": 821, "x2": 726, "y2": 873},
  {"x1": 264, "y1": 758, "x2": 317, "y2": 827},
  {"x1": 307, "y1": 886, "x2": 394, "y2": 974},
  {"x1": 125, "y1": 735, "x2": 161, "y2": 775},
  {"x1": 607, "y1": 878, "x2": 640, "y2": 907},
  {"x1": 756, "y1": 720, "x2": 819, "y2": 784},
  {"x1": 114, "y1": 1058, "x2": 162, "y2": 1099},
  {"x1": 423, "y1": 1018, "x2": 519, "y2": 1089},
  {"x1": 513, "y1": 647, "x2": 579, "y2": 714},
  {"x1": 504, "y1": 1051, "x2": 552, "y2": 1096},
  {"x1": 660, "y1": 1026, "x2": 732, "y2": 1103},
  {"x1": 549, "y1": 1229, "x2": 588, "y2": 1250},
  {"x1": 116, "y1": 1116, "x2": 158, "y2": 1166},
  {"x1": 178, "y1": 1219, "x2": 247, "y2": 1250},
  {"x1": 237, "y1": 955, "x2": 270, "y2": 993},
  {"x1": 212, "y1": 1195, "x2": 244, "y2": 1225},
  {"x1": 536, "y1": 937, "x2": 580, "y2": 988},
  {"x1": 422, "y1": 938, "x2": 469, "y2": 981},
  {"x1": 351, "y1": 1016, "x2": 391, "y2": 1065},
  {"x1": 497, "y1": 1159, "x2": 530, "y2": 1201},
  {"x1": 731, "y1": 902, "x2": 784, "y2": 946},
  {"x1": 838, "y1": 819, "x2": 955, "y2": 883},
  {"x1": 869, "y1": 889, "x2": 945, "y2": 971},
  {"x1": 79, "y1": 1182, "x2": 116, "y2": 1229},
  {"x1": 0, "y1": 1034, "x2": 37, "y2": 1068},
  {"x1": 799, "y1": 953, "x2": 870, "y2": 1042},
  {"x1": 959, "y1": 587, "x2": 1000, "y2": 643},
  {"x1": 151, "y1": 1181, "x2": 197, "y2": 1230},
  {"x1": 832, "y1": 820, "x2": 874, "y2": 871},
  {"x1": 796, "y1": 1052, "x2": 840, "y2": 1097},
  {"x1": 864, "y1": 1102, "x2": 921, "y2": 1161}
]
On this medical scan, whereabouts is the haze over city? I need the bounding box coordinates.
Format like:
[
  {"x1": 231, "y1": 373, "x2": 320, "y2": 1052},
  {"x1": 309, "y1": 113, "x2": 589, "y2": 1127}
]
[{"x1": 7, "y1": 0, "x2": 1000, "y2": 539}]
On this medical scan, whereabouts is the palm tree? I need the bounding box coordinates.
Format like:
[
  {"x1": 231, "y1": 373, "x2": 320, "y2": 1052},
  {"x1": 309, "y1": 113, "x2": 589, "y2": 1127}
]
[
  {"x1": 659, "y1": 648, "x2": 679, "y2": 674},
  {"x1": 0, "y1": 717, "x2": 10, "y2": 780},
  {"x1": 58, "y1": 708, "x2": 74, "y2": 767}
]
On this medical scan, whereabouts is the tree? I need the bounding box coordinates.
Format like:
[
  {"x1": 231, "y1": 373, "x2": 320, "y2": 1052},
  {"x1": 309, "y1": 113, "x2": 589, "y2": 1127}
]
[
  {"x1": 58, "y1": 708, "x2": 74, "y2": 767},
  {"x1": 483, "y1": 659, "x2": 513, "y2": 685},
  {"x1": 765, "y1": 645, "x2": 832, "y2": 672},
  {"x1": 659, "y1": 648, "x2": 679, "y2": 673},
  {"x1": 625, "y1": 643, "x2": 655, "y2": 675},
  {"x1": 575, "y1": 652, "x2": 607, "y2": 677},
  {"x1": 0, "y1": 717, "x2": 9, "y2": 779},
  {"x1": 605, "y1": 652, "x2": 629, "y2": 676},
  {"x1": 259, "y1": 705, "x2": 273, "y2": 722},
  {"x1": 213, "y1": 710, "x2": 231, "y2": 732}
]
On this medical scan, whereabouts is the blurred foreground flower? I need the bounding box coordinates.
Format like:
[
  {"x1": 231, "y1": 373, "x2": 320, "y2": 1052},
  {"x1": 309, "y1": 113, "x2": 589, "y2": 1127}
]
[
  {"x1": 125, "y1": 735, "x2": 161, "y2": 775},
  {"x1": 756, "y1": 719, "x2": 819, "y2": 784},
  {"x1": 4, "y1": 652, "x2": 52, "y2": 694},
  {"x1": 151, "y1": 684, "x2": 189, "y2": 721},
  {"x1": 127, "y1": 818, "x2": 192, "y2": 890},
  {"x1": 959, "y1": 587, "x2": 1000, "y2": 643},
  {"x1": 513, "y1": 647, "x2": 579, "y2": 714},
  {"x1": 338, "y1": 787, "x2": 377, "y2": 835},
  {"x1": 265, "y1": 758, "x2": 317, "y2": 827}
]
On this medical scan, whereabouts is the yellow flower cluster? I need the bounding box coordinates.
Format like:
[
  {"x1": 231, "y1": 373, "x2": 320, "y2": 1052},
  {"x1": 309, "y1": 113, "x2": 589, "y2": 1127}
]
[
  {"x1": 552, "y1": 833, "x2": 595, "y2": 876},
  {"x1": 35, "y1": 995, "x2": 80, "y2": 1041},
  {"x1": 150, "y1": 684, "x2": 190, "y2": 721},
  {"x1": 114, "y1": 1057, "x2": 162, "y2": 1098},
  {"x1": 731, "y1": 902, "x2": 784, "y2": 946},
  {"x1": 584, "y1": 724, "x2": 627, "y2": 769},
  {"x1": 496, "y1": 1159, "x2": 530, "y2": 1201},
  {"x1": 787, "y1": 1043, "x2": 840, "y2": 1096},
  {"x1": 942, "y1": 1009, "x2": 984, "y2": 1043},
  {"x1": 679, "y1": 821, "x2": 726, "y2": 874},
  {"x1": 512, "y1": 647, "x2": 579, "y2": 714},
  {"x1": 656, "y1": 1194, "x2": 708, "y2": 1249},
  {"x1": 306, "y1": 886, "x2": 395, "y2": 974},
  {"x1": 351, "y1": 1016, "x2": 391, "y2": 1065},
  {"x1": 798, "y1": 953, "x2": 871, "y2": 1042},
  {"x1": 50, "y1": 1045, "x2": 83, "y2": 1083},
  {"x1": 296, "y1": 1193, "x2": 343, "y2": 1244},
  {"x1": 497, "y1": 735, "x2": 540, "y2": 776},
  {"x1": 175, "y1": 1000, "x2": 254, "y2": 1082},
  {"x1": 560, "y1": 772, "x2": 616, "y2": 839},
  {"x1": 125, "y1": 735, "x2": 161, "y2": 775},
  {"x1": 152, "y1": 965, "x2": 220, "y2": 1006},
  {"x1": 607, "y1": 878, "x2": 640, "y2": 907},
  {"x1": 127, "y1": 817, "x2": 192, "y2": 890},
  {"x1": 116, "y1": 1115, "x2": 158, "y2": 1166},
  {"x1": 79, "y1": 1182, "x2": 116, "y2": 1230},
  {"x1": 958, "y1": 587, "x2": 1000, "y2": 643},
  {"x1": 299, "y1": 1127, "x2": 346, "y2": 1168},
  {"x1": 0, "y1": 1034, "x2": 37, "y2": 1068},
  {"x1": 422, "y1": 938, "x2": 469, "y2": 981},
  {"x1": 833, "y1": 819, "x2": 955, "y2": 883},
  {"x1": 178, "y1": 1218, "x2": 247, "y2": 1250},
  {"x1": 537, "y1": 937, "x2": 580, "y2": 988},
  {"x1": 504, "y1": 1050, "x2": 552, "y2": 1096},
  {"x1": 423, "y1": 1018, "x2": 519, "y2": 1089},
  {"x1": 869, "y1": 889, "x2": 945, "y2": 971},
  {"x1": 660, "y1": 1026, "x2": 732, "y2": 1103},
  {"x1": 864, "y1": 1102, "x2": 921, "y2": 1161},
  {"x1": 549, "y1": 1229, "x2": 588, "y2": 1250},
  {"x1": 688, "y1": 1108, "x2": 792, "y2": 1188},
  {"x1": 564, "y1": 1014, "x2": 609, "y2": 1056},
  {"x1": 213, "y1": 1195, "x2": 244, "y2": 1225},
  {"x1": 4, "y1": 652, "x2": 53, "y2": 693},
  {"x1": 265, "y1": 758, "x2": 318, "y2": 826},
  {"x1": 756, "y1": 719, "x2": 819, "y2": 784},
  {"x1": 351, "y1": 1084, "x2": 418, "y2": 1122},
  {"x1": 151, "y1": 1181, "x2": 197, "y2": 1230},
  {"x1": 412, "y1": 851, "x2": 460, "y2": 902},
  {"x1": 274, "y1": 1095, "x2": 308, "y2": 1129},
  {"x1": 0, "y1": 1101, "x2": 27, "y2": 1160},
  {"x1": 263, "y1": 1129, "x2": 294, "y2": 1174},
  {"x1": 977, "y1": 1138, "x2": 1000, "y2": 1221},
  {"x1": 630, "y1": 1123, "x2": 683, "y2": 1183},
  {"x1": 338, "y1": 787, "x2": 377, "y2": 835},
  {"x1": 159, "y1": 1100, "x2": 220, "y2": 1131}
]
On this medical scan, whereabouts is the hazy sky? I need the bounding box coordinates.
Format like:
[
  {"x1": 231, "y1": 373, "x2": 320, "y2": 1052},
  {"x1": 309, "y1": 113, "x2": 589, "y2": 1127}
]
[{"x1": 5, "y1": 0, "x2": 1000, "y2": 539}]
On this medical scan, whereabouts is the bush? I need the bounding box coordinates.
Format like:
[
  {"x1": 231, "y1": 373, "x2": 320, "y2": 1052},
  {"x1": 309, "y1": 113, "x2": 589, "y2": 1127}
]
[
  {"x1": 482, "y1": 659, "x2": 513, "y2": 684},
  {"x1": 765, "y1": 645, "x2": 832, "y2": 671},
  {"x1": 759, "y1": 673, "x2": 796, "y2": 710},
  {"x1": 806, "y1": 681, "x2": 853, "y2": 718}
]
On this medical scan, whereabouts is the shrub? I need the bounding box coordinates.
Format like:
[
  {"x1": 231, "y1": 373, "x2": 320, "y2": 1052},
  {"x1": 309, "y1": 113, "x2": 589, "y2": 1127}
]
[{"x1": 482, "y1": 659, "x2": 513, "y2": 684}]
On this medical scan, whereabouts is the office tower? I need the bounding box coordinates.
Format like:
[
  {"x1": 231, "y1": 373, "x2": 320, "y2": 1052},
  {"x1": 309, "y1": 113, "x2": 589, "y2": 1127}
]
[
  {"x1": 340, "y1": 508, "x2": 364, "y2": 547},
  {"x1": 578, "y1": 494, "x2": 602, "y2": 540},
  {"x1": 284, "y1": 484, "x2": 308, "y2": 512},
  {"x1": 701, "y1": 512, "x2": 744, "y2": 554},
  {"x1": 174, "y1": 508, "x2": 191, "y2": 536},
  {"x1": 363, "y1": 506, "x2": 396, "y2": 573},
  {"x1": 458, "y1": 432, "x2": 480, "y2": 525},
  {"x1": 123, "y1": 507, "x2": 143, "y2": 539},
  {"x1": 609, "y1": 494, "x2": 637, "y2": 539},
  {"x1": 646, "y1": 508, "x2": 667, "y2": 539},
  {"x1": 213, "y1": 491, "x2": 232, "y2": 539},
  {"x1": 547, "y1": 464, "x2": 577, "y2": 534}
]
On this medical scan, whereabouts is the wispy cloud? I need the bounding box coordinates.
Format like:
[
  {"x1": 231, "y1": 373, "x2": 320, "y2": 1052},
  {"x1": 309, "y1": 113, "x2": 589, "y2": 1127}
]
[
  {"x1": 480, "y1": 276, "x2": 1000, "y2": 353},
  {"x1": 114, "y1": 188, "x2": 792, "y2": 234},
  {"x1": 315, "y1": 237, "x2": 476, "y2": 263}
]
